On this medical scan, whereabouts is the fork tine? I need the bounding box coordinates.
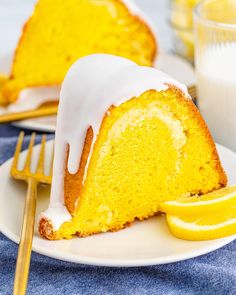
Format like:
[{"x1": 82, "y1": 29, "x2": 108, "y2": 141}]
[
  {"x1": 24, "y1": 133, "x2": 36, "y2": 171},
  {"x1": 188, "y1": 85, "x2": 197, "y2": 101},
  {"x1": 50, "y1": 141, "x2": 54, "y2": 177},
  {"x1": 36, "y1": 134, "x2": 46, "y2": 174},
  {"x1": 11, "y1": 131, "x2": 24, "y2": 170}
]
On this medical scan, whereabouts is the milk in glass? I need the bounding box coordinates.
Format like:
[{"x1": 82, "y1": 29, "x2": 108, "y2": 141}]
[{"x1": 197, "y1": 43, "x2": 236, "y2": 151}]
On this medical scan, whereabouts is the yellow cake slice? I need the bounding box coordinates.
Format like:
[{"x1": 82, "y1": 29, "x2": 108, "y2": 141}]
[
  {"x1": 38, "y1": 54, "x2": 227, "y2": 240},
  {"x1": 0, "y1": 0, "x2": 157, "y2": 105}
]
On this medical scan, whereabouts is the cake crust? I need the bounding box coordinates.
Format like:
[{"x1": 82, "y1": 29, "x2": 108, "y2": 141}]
[
  {"x1": 64, "y1": 126, "x2": 94, "y2": 214},
  {"x1": 38, "y1": 217, "x2": 59, "y2": 240}
]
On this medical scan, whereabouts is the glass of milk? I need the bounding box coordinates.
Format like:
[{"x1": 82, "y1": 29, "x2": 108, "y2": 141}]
[{"x1": 194, "y1": 0, "x2": 236, "y2": 151}]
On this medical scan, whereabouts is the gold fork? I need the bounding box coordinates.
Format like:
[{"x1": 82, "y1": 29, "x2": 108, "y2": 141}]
[
  {"x1": 11, "y1": 132, "x2": 52, "y2": 295},
  {"x1": 187, "y1": 85, "x2": 197, "y2": 102}
]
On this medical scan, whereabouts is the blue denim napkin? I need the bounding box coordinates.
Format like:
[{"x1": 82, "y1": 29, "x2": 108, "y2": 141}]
[{"x1": 0, "y1": 125, "x2": 236, "y2": 295}]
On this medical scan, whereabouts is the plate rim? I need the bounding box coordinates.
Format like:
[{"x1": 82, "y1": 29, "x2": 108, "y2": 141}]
[
  {"x1": 1, "y1": 222, "x2": 235, "y2": 267},
  {"x1": 0, "y1": 141, "x2": 235, "y2": 267},
  {"x1": 12, "y1": 118, "x2": 56, "y2": 133}
]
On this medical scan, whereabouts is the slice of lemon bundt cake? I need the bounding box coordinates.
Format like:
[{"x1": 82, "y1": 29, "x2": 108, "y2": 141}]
[
  {"x1": 0, "y1": 0, "x2": 157, "y2": 105},
  {"x1": 38, "y1": 54, "x2": 227, "y2": 240}
]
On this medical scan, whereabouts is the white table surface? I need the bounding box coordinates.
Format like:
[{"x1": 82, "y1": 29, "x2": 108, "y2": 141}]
[{"x1": 0, "y1": 0, "x2": 172, "y2": 57}]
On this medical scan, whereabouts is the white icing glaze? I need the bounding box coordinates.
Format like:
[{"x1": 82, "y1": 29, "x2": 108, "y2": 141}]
[
  {"x1": 0, "y1": 86, "x2": 60, "y2": 114},
  {"x1": 8, "y1": 86, "x2": 60, "y2": 112},
  {"x1": 39, "y1": 206, "x2": 71, "y2": 231},
  {"x1": 39, "y1": 54, "x2": 189, "y2": 231}
]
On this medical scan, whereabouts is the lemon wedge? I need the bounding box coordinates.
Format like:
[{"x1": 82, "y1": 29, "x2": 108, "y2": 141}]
[
  {"x1": 166, "y1": 206, "x2": 236, "y2": 240},
  {"x1": 160, "y1": 185, "x2": 236, "y2": 216}
]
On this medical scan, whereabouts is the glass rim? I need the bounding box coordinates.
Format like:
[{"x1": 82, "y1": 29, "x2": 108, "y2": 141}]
[{"x1": 193, "y1": 0, "x2": 236, "y2": 29}]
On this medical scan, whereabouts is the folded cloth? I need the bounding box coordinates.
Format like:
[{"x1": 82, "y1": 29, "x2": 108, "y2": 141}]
[{"x1": 0, "y1": 127, "x2": 236, "y2": 295}]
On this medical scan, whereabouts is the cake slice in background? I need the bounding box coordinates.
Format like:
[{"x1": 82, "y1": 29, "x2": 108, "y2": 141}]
[
  {"x1": 38, "y1": 54, "x2": 227, "y2": 240},
  {"x1": 0, "y1": 0, "x2": 157, "y2": 105}
]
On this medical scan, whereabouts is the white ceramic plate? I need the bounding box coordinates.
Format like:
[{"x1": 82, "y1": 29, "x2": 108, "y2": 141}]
[
  {"x1": 0, "y1": 141, "x2": 235, "y2": 267},
  {"x1": 0, "y1": 52, "x2": 195, "y2": 132}
]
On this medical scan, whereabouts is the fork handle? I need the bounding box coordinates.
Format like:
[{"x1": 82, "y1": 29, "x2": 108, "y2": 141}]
[{"x1": 13, "y1": 178, "x2": 37, "y2": 295}]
